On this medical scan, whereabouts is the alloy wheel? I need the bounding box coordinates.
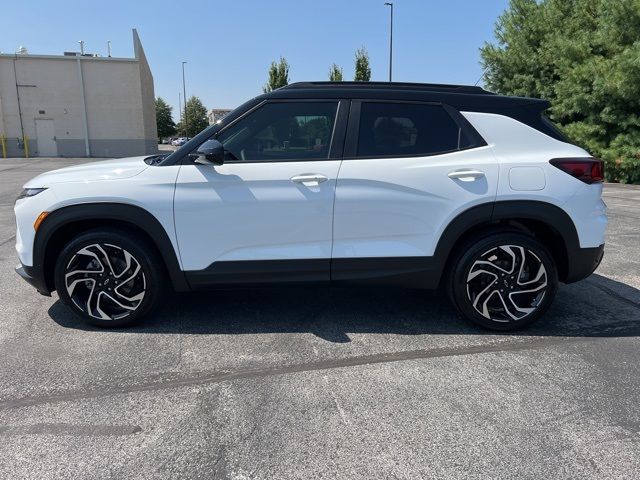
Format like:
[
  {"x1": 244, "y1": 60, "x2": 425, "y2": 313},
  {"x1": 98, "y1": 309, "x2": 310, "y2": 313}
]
[
  {"x1": 465, "y1": 244, "x2": 548, "y2": 323},
  {"x1": 64, "y1": 243, "x2": 146, "y2": 320}
]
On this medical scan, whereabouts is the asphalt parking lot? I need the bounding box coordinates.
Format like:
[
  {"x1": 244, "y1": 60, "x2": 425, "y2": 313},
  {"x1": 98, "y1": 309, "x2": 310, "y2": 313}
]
[{"x1": 1, "y1": 157, "x2": 639, "y2": 479}]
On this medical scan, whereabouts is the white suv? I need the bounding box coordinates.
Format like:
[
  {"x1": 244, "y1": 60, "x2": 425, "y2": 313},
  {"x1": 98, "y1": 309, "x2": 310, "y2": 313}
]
[{"x1": 14, "y1": 82, "x2": 607, "y2": 330}]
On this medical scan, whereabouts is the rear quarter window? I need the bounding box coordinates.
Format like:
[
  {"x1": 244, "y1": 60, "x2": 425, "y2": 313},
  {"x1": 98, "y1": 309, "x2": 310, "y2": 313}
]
[{"x1": 541, "y1": 115, "x2": 571, "y2": 143}]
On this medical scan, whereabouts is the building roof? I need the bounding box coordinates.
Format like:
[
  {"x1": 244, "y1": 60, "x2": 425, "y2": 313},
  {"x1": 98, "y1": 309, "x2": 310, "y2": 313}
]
[{"x1": 0, "y1": 29, "x2": 146, "y2": 63}]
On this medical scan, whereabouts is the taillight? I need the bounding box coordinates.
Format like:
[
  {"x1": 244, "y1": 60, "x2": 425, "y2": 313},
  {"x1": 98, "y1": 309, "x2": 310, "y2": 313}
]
[{"x1": 549, "y1": 157, "x2": 604, "y2": 184}]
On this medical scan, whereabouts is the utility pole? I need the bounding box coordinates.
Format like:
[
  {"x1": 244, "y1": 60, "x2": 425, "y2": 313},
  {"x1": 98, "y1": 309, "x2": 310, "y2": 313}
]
[
  {"x1": 384, "y1": 2, "x2": 394, "y2": 82},
  {"x1": 181, "y1": 61, "x2": 188, "y2": 137}
]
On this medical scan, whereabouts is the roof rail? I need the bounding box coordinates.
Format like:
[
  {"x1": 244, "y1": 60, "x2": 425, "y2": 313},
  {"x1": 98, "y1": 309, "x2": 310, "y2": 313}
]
[{"x1": 281, "y1": 81, "x2": 491, "y2": 95}]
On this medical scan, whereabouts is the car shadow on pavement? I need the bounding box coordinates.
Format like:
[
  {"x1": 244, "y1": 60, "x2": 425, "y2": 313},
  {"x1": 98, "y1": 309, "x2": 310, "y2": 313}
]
[{"x1": 48, "y1": 273, "x2": 640, "y2": 343}]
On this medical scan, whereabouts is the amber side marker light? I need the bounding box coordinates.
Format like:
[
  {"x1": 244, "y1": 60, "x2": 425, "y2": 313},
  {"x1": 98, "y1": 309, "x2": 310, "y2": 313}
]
[{"x1": 34, "y1": 212, "x2": 49, "y2": 232}]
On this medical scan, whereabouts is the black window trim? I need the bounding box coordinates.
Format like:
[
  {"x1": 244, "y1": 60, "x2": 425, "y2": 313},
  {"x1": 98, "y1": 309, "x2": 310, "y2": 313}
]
[
  {"x1": 199, "y1": 98, "x2": 349, "y2": 164},
  {"x1": 343, "y1": 99, "x2": 487, "y2": 160}
]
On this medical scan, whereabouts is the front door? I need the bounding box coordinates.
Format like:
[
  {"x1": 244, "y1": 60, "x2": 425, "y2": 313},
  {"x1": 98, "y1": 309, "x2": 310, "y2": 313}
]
[
  {"x1": 174, "y1": 100, "x2": 346, "y2": 287},
  {"x1": 35, "y1": 119, "x2": 57, "y2": 157}
]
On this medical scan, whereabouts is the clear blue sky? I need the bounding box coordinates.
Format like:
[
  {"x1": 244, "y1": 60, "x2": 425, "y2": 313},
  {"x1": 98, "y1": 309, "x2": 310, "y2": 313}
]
[{"x1": 2, "y1": 0, "x2": 509, "y2": 121}]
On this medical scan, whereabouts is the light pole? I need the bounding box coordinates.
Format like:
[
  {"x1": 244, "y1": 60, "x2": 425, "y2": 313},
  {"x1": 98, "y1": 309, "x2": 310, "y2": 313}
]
[
  {"x1": 384, "y1": 2, "x2": 393, "y2": 82},
  {"x1": 181, "y1": 61, "x2": 188, "y2": 137},
  {"x1": 178, "y1": 92, "x2": 182, "y2": 136}
]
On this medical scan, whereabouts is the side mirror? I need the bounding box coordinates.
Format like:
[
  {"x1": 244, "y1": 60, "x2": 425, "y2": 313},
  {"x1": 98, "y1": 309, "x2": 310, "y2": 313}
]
[{"x1": 193, "y1": 139, "x2": 224, "y2": 165}]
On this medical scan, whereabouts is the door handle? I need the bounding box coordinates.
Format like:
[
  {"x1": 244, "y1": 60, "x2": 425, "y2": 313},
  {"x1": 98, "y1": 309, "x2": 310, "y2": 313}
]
[
  {"x1": 290, "y1": 174, "x2": 328, "y2": 186},
  {"x1": 447, "y1": 169, "x2": 485, "y2": 182}
]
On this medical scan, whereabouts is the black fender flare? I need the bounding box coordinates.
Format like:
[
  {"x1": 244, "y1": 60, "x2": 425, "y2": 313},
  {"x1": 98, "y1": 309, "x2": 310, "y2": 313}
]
[
  {"x1": 34, "y1": 203, "x2": 189, "y2": 292},
  {"x1": 431, "y1": 200, "x2": 579, "y2": 282},
  {"x1": 491, "y1": 200, "x2": 579, "y2": 250}
]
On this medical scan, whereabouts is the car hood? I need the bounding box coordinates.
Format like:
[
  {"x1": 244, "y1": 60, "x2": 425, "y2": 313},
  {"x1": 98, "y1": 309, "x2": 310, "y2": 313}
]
[{"x1": 24, "y1": 156, "x2": 150, "y2": 188}]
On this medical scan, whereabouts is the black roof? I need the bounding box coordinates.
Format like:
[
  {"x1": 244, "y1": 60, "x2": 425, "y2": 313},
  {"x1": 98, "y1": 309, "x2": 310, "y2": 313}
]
[
  {"x1": 262, "y1": 81, "x2": 548, "y2": 111},
  {"x1": 157, "y1": 81, "x2": 562, "y2": 167}
]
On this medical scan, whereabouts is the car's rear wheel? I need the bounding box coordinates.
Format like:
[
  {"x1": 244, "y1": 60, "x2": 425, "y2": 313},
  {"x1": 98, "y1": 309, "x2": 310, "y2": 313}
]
[
  {"x1": 447, "y1": 232, "x2": 558, "y2": 331},
  {"x1": 54, "y1": 229, "x2": 164, "y2": 327}
]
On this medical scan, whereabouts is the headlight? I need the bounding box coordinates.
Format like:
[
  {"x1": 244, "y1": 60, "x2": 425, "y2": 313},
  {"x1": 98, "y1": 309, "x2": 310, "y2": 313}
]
[{"x1": 16, "y1": 187, "x2": 47, "y2": 202}]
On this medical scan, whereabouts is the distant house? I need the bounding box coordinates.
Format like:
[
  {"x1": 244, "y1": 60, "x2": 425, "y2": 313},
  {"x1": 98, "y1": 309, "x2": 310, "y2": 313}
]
[
  {"x1": 208, "y1": 108, "x2": 233, "y2": 125},
  {"x1": 0, "y1": 29, "x2": 157, "y2": 158}
]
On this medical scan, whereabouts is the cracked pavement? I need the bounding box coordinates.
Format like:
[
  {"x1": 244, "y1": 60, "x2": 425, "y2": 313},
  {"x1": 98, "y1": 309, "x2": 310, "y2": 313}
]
[{"x1": 0, "y1": 158, "x2": 639, "y2": 479}]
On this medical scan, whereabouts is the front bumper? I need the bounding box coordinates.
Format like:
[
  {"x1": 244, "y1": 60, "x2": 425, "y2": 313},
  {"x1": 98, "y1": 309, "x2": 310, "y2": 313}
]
[
  {"x1": 564, "y1": 244, "x2": 604, "y2": 284},
  {"x1": 15, "y1": 264, "x2": 51, "y2": 296}
]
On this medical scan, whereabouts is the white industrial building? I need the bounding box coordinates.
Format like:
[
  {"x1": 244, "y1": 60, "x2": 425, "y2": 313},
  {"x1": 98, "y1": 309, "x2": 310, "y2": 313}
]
[
  {"x1": 208, "y1": 108, "x2": 233, "y2": 125},
  {"x1": 0, "y1": 29, "x2": 157, "y2": 158}
]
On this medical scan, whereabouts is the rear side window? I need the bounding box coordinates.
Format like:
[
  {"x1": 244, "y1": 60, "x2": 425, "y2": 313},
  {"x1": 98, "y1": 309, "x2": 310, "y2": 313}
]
[{"x1": 356, "y1": 102, "x2": 471, "y2": 157}]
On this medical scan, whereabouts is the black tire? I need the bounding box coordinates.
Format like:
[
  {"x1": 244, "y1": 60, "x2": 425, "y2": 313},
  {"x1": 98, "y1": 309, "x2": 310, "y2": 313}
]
[
  {"x1": 54, "y1": 228, "x2": 165, "y2": 328},
  {"x1": 447, "y1": 231, "x2": 558, "y2": 331}
]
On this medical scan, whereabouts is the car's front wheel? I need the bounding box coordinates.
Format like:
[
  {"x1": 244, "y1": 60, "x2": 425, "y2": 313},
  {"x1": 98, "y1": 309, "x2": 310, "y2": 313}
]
[
  {"x1": 448, "y1": 232, "x2": 558, "y2": 331},
  {"x1": 54, "y1": 229, "x2": 164, "y2": 327}
]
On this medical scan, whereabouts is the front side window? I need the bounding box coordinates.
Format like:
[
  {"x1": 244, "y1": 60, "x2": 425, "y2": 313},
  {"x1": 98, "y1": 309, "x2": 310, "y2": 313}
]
[
  {"x1": 216, "y1": 102, "x2": 338, "y2": 161},
  {"x1": 356, "y1": 102, "x2": 470, "y2": 157}
]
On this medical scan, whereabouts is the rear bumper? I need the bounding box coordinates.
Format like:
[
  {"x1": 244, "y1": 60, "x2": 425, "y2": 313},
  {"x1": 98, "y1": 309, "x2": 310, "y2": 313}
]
[
  {"x1": 564, "y1": 244, "x2": 604, "y2": 284},
  {"x1": 15, "y1": 264, "x2": 51, "y2": 296}
]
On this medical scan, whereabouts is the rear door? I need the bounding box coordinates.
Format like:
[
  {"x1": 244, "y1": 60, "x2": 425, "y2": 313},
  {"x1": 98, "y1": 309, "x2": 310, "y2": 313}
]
[{"x1": 332, "y1": 100, "x2": 498, "y2": 284}]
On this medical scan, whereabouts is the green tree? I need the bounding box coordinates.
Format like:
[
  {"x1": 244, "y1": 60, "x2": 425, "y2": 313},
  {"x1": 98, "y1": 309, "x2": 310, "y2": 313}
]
[
  {"x1": 329, "y1": 63, "x2": 343, "y2": 81},
  {"x1": 155, "y1": 97, "x2": 176, "y2": 140},
  {"x1": 481, "y1": 0, "x2": 640, "y2": 183},
  {"x1": 177, "y1": 96, "x2": 209, "y2": 137},
  {"x1": 354, "y1": 47, "x2": 371, "y2": 81},
  {"x1": 263, "y1": 57, "x2": 290, "y2": 93}
]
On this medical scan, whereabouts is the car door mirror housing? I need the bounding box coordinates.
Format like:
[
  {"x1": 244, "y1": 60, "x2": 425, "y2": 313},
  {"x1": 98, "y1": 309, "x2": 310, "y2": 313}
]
[{"x1": 193, "y1": 139, "x2": 225, "y2": 165}]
